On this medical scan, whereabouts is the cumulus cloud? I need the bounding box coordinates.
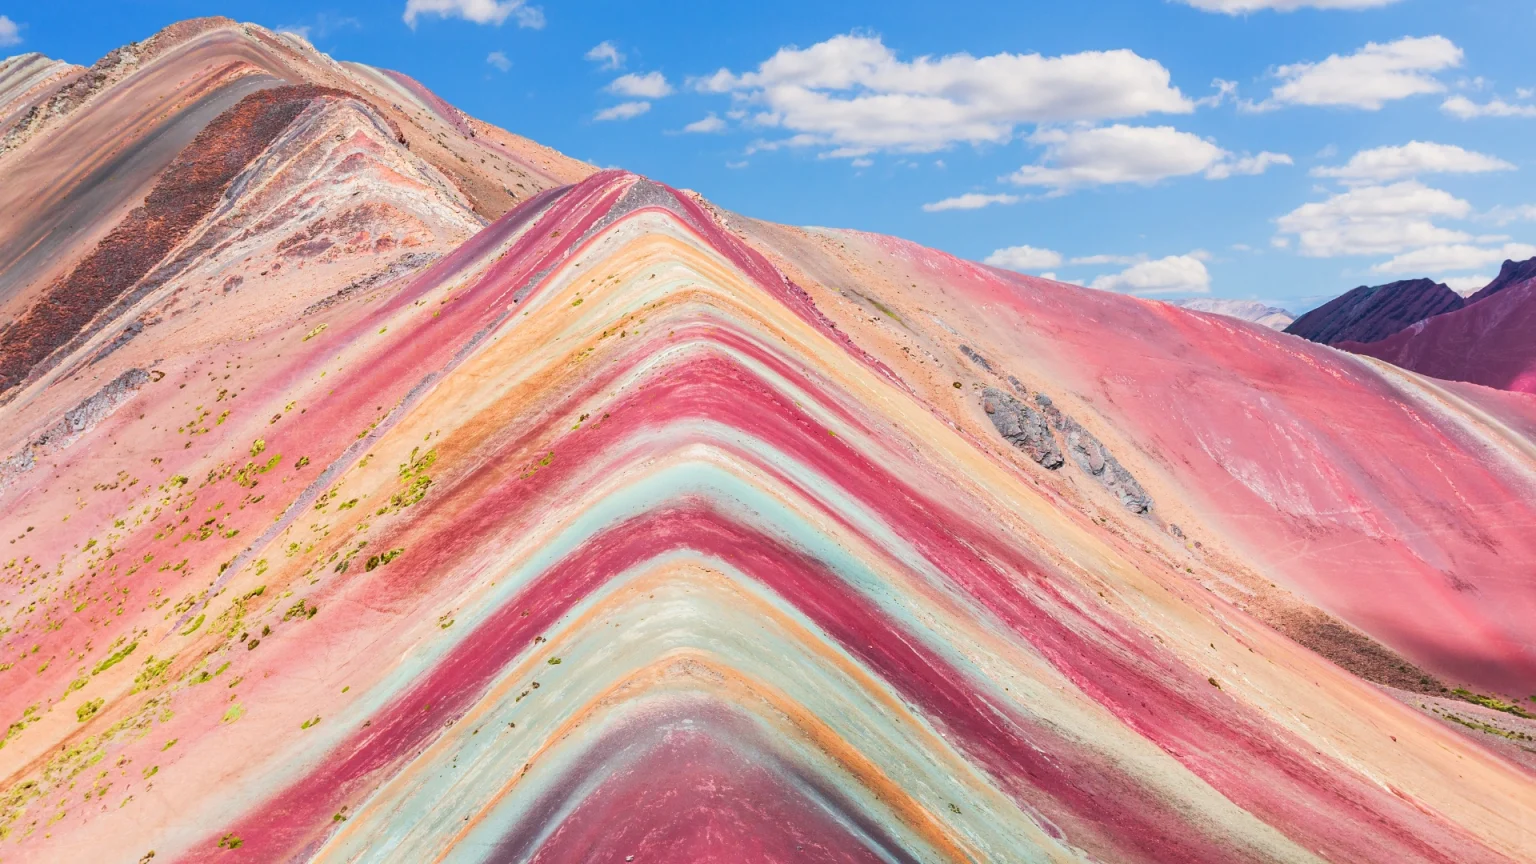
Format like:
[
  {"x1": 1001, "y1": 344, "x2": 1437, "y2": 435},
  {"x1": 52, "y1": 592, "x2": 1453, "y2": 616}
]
[
  {"x1": 690, "y1": 33, "x2": 1192, "y2": 155},
  {"x1": 1249, "y1": 36, "x2": 1461, "y2": 110},
  {"x1": 1441, "y1": 95, "x2": 1536, "y2": 119},
  {"x1": 1205, "y1": 150, "x2": 1294, "y2": 179},
  {"x1": 0, "y1": 15, "x2": 21, "y2": 46},
  {"x1": 486, "y1": 51, "x2": 512, "y2": 72},
  {"x1": 609, "y1": 71, "x2": 673, "y2": 99},
  {"x1": 984, "y1": 245, "x2": 1064, "y2": 272},
  {"x1": 276, "y1": 13, "x2": 360, "y2": 42},
  {"x1": 1373, "y1": 242, "x2": 1536, "y2": 274},
  {"x1": 682, "y1": 113, "x2": 727, "y2": 134},
  {"x1": 1070, "y1": 253, "x2": 1144, "y2": 266},
  {"x1": 1089, "y1": 255, "x2": 1212, "y2": 294},
  {"x1": 1480, "y1": 204, "x2": 1536, "y2": 227},
  {"x1": 585, "y1": 41, "x2": 624, "y2": 70},
  {"x1": 404, "y1": 0, "x2": 544, "y2": 28},
  {"x1": 1313, "y1": 141, "x2": 1513, "y2": 184},
  {"x1": 922, "y1": 193, "x2": 1019, "y2": 212},
  {"x1": 1274, "y1": 181, "x2": 1472, "y2": 257},
  {"x1": 1176, "y1": 0, "x2": 1400, "y2": 10},
  {"x1": 1006, "y1": 125, "x2": 1287, "y2": 192},
  {"x1": 594, "y1": 101, "x2": 651, "y2": 122}
]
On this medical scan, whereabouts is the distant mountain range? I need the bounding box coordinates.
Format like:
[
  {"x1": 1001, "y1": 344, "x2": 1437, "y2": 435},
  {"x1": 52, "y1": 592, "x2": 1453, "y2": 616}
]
[
  {"x1": 1284, "y1": 279, "x2": 1464, "y2": 346},
  {"x1": 1282, "y1": 264, "x2": 1536, "y2": 395},
  {"x1": 1172, "y1": 298, "x2": 1295, "y2": 330}
]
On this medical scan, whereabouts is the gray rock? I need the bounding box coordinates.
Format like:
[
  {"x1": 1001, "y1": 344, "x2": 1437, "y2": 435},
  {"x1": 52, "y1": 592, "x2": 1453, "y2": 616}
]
[
  {"x1": 1033, "y1": 393, "x2": 1153, "y2": 514},
  {"x1": 982, "y1": 387, "x2": 1063, "y2": 469},
  {"x1": 959, "y1": 345, "x2": 993, "y2": 372}
]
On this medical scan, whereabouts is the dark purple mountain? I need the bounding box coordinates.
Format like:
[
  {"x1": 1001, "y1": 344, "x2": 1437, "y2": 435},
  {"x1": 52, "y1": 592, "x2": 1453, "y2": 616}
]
[
  {"x1": 1467, "y1": 257, "x2": 1536, "y2": 305},
  {"x1": 1284, "y1": 279, "x2": 1464, "y2": 346}
]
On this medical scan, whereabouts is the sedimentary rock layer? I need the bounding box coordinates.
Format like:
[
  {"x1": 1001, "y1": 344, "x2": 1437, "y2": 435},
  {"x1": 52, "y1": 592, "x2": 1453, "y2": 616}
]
[
  {"x1": 1, "y1": 21, "x2": 1534, "y2": 864},
  {"x1": 0, "y1": 86, "x2": 333, "y2": 397}
]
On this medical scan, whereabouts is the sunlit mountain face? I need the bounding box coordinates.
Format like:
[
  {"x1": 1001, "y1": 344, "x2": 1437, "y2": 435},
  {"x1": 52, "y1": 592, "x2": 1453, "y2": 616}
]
[{"x1": 1, "y1": 19, "x2": 1534, "y2": 864}]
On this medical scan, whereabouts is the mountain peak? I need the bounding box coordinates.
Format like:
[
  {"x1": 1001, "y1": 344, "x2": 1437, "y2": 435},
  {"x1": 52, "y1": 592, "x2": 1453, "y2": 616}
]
[
  {"x1": 2, "y1": 18, "x2": 1533, "y2": 864},
  {"x1": 1468, "y1": 255, "x2": 1536, "y2": 304}
]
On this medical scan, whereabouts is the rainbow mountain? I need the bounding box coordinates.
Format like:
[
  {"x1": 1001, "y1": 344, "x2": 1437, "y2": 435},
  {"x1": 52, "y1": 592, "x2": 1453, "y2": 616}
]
[{"x1": 1, "y1": 19, "x2": 1534, "y2": 864}]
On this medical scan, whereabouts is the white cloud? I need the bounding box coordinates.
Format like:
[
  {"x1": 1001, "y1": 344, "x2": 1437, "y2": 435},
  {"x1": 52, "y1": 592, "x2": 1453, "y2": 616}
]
[
  {"x1": 1441, "y1": 95, "x2": 1536, "y2": 119},
  {"x1": 0, "y1": 15, "x2": 20, "y2": 46},
  {"x1": 486, "y1": 51, "x2": 512, "y2": 72},
  {"x1": 1443, "y1": 274, "x2": 1491, "y2": 295},
  {"x1": 1006, "y1": 125, "x2": 1287, "y2": 191},
  {"x1": 682, "y1": 113, "x2": 727, "y2": 134},
  {"x1": 1373, "y1": 242, "x2": 1536, "y2": 274},
  {"x1": 1070, "y1": 253, "x2": 1143, "y2": 265},
  {"x1": 690, "y1": 33, "x2": 1192, "y2": 155},
  {"x1": 1480, "y1": 204, "x2": 1536, "y2": 226},
  {"x1": 1176, "y1": 0, "x2": 1401, "y2": 10},
  {"x1": 1313, "y1": 141, "x2": 1514, "y2": 183},
  {"x1": 277, "y1": 13, "x2": 359, "y2": 41},
  {"x1": 1089, "y1": 255, "x2": 1212, "y2": 295},
  {"x1": 1193, "y1": 79, "x2": 1238, "y2": 108},
  {"x1": 609, "y1": 71, "x2": 673, "y2": 99},
  {"x1": 1251, "y1": 36, "x2": 1462, "y2": 110},
  {"x1": 404, "y1": 0, "x2": 544, "y2": 28},
  {"x1": 585, "y1": 41, "x2": 624, "y2": 70},
  {"x1": 594, "y1": 101, "x2": 651, "y2": 122},
  {"x1": 1205, "y1": 150, "x2": 1294, "y2": 179},
  {"x1": 1275, "y1": 181, "x2": 1472, "y2": 257},
  {"x1": 985, "y1": 245, "x2": 1064, "y2": 271},
  {"x1": 921, "y1": 193, "x2": 1019, "y2": 212}
]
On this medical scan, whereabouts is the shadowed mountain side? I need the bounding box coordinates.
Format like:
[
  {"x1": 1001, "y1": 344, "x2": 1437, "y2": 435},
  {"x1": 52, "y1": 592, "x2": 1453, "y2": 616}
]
[
  {"x1": 1345, "y1": 279, "x2": 1536, "y2": 395},
  {"x1": 1285, "y1": 278, "x2": 1463, "y2": 345}
]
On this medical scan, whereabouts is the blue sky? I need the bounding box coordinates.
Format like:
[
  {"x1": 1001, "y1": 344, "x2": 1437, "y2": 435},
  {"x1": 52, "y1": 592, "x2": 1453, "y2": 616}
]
[{"x1": 4, "y1": 0, "x2": 1534, "y2": 311}]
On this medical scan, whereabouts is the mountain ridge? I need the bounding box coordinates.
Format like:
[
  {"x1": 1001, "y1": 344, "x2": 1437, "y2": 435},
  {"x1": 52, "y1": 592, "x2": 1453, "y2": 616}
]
[
  {"x1": 1, "y1": 21, "x2": 1534, "y2": 864},
  {"x1": 1284, "y1": 278, "x2": 1463, "y2": 345}
]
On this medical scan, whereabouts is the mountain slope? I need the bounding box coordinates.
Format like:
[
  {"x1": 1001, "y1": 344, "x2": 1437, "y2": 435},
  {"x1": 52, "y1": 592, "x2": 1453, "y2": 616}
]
[
  {"x1": 1285, "y1": 278, "x2": 1463, "y2": 345},
  {"x1": 1, "y1": 22, "x2": 1535, "y2": 864}
]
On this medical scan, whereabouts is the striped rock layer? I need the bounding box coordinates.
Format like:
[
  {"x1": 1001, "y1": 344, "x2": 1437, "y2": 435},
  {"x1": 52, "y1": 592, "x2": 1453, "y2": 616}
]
[{"x1": 1, "y1": 19, "x2": 1535, "y2": 864}]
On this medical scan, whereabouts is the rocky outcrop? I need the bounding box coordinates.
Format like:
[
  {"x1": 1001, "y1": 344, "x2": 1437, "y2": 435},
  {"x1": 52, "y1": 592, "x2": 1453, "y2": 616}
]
[
  {"x1": 982, "y1": 387, "x2": 1063, "y2": 468},
  {"x1": 959, "y1": 344, "x2": 994, "y2": 372},
  {"x1": 1035, "y1": 394, "x2": 1154, "y2": 514},
  {"x1": 0, "y1": 367, "x2": 150, "y2": 490},
  {"x1": 981, "y1": 384, "x2": 1153, "y2": 514},
  {"x1": 1285, "y1": 279, "x2": 1463, "y2": 346}
]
